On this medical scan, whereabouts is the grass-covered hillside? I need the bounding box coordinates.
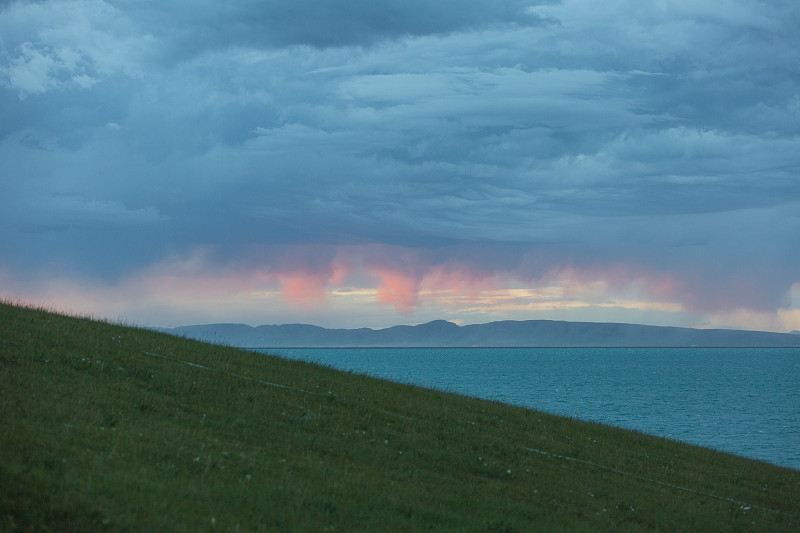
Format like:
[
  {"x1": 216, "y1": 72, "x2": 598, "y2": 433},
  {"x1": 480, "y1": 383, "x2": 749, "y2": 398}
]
[{"x1": 1, "y1": 301, "x2": 799, "y2": 531}]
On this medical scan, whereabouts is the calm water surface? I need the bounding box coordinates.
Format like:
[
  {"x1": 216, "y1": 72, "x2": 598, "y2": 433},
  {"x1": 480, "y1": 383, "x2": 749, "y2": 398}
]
[{"x1": 259, "y1": 347, "x2": 800, "y2": 470}]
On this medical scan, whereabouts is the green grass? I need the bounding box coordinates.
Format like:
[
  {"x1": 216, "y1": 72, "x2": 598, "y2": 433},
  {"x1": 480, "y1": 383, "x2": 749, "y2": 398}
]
[{"x1": 1, "y1": 301, "x2": 799, "y2": 532}]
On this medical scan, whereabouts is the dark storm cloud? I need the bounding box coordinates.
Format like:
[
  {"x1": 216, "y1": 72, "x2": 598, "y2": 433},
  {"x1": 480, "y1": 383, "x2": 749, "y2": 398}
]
[
  {"x1": 107, "y1": 0, "x2": 546, "y2": 52},
  {"x1": 1, "y1": 0, "x2": 799, "y2": 324}
]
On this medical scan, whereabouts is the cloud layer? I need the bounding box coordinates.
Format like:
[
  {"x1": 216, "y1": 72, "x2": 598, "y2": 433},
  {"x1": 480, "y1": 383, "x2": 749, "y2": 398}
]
[{"x1": 2, "y1": 0, "x2": 799, "y2": 330}]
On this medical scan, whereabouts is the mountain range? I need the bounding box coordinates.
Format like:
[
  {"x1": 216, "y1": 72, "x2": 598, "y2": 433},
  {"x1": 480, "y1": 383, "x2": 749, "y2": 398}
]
[{"x1": 161, "y1": 319, "x2": 800, "y2": 348}]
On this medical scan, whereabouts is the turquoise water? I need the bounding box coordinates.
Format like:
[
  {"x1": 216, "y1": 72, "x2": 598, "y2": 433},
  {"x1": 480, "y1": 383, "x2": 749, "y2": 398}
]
[{"x1": 259, "y1": 347, "x2": 800, "y2": 470}]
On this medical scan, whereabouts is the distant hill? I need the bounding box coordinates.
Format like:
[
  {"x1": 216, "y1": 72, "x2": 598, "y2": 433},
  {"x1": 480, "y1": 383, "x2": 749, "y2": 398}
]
[{"x1": 162, "y1": 319, "x2": 800, "y2": 347}]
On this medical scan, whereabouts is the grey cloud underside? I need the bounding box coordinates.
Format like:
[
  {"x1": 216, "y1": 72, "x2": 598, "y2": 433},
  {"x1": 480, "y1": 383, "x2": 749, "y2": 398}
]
[
  {"x1": 108, "y1": 0, "x2": 546, "y2": 52},
  {"x1": 1, "y1": 0, "x2": 799, "y2": 311}
]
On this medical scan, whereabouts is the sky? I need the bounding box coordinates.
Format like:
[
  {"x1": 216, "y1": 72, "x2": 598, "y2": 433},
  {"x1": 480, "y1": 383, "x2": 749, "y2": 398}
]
[{"x1": 1, "y1": 0, "x2": 799, "y2": 331}]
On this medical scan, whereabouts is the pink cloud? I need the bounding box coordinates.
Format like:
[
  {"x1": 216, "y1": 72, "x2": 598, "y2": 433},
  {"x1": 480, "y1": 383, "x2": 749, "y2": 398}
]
[
  {"x1": 9, "y1": 242, "x2": 791, "y2": 331},
  {"x1": 279, "y1": 275, "x2": 327, "y2": 308},
  {"x1": 372, "y1": 269, "x2": 421, "y2": 314},
  {"x1": 366, "y1": 261, "x2": 504, "y2": 315},
  {"x1": 545, "y1": 263, "x2": 685, "y2": 304},
  {"x1": 256, "y1": 258, "x2": 353, "y2": 309},
  {"x1": 424, "y1": 265, "x2": 497, "y2": 297}
]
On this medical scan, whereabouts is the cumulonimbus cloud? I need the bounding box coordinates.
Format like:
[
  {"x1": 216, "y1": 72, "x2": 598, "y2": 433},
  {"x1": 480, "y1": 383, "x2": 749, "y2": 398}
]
[{"x1": 1, "y1": 0, "x2": 798, "y2": 331}]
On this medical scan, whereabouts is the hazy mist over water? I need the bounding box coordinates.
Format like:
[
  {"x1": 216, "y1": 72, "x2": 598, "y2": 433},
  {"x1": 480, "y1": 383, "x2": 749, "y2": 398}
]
[{"x1": 262, "y1": 347, "x2": 800, "y2": 470}]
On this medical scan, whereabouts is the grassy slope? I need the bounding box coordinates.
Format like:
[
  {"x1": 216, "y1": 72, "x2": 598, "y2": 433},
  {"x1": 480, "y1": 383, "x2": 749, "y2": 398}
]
[{"x1": 1, "y1": 302, "x2": 799, "y2": 532}]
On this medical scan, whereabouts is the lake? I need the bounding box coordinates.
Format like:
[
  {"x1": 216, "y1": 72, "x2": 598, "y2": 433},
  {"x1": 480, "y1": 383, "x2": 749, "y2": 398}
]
[{"x1": 257, "y1": 347, "x2": 800, "y2": 470}]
